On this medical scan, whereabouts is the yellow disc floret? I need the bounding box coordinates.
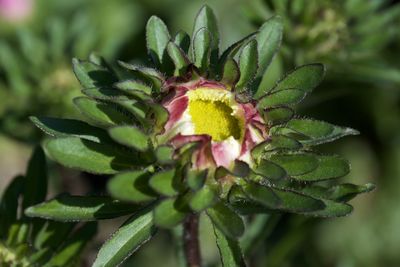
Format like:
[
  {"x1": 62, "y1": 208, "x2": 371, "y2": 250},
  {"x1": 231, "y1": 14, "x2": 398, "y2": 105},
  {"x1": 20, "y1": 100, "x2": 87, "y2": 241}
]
[{"x1": 187, "y1": 88, "x2": 243, "y2": 141}]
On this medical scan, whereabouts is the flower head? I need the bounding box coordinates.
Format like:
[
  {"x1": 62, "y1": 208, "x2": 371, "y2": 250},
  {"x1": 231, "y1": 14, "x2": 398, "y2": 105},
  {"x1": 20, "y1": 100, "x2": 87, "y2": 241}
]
[{"x1": 160, "y1": 79, "x2": 266, "y2": 169}]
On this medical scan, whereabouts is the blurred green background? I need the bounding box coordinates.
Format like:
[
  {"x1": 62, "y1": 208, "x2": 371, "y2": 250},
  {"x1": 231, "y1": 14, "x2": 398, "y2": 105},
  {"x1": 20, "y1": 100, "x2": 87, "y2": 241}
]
[{"x1": 0, "y1": 0, "x2": 399, "y2": 266}]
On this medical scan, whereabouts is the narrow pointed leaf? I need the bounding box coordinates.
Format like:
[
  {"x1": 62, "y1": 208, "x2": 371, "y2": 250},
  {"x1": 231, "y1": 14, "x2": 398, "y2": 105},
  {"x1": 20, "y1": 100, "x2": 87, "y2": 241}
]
[
  {"x1": 0, "y1": 176, "x2": 24, "y2": 236},
  {"x1": 43, "y1": 223, "x2": 97, "y2": 267},
  {"x1": 93, "y1": 206, "x2": 156, "y2": 267},
  {"x1": 22, "y1": 147, "x2": 47, "y2": 210},
  {"x1": 108, "y1": 170, "x2": 158, "y2": 203},
  {"x1": 146, "y1": 16, "x2": 171, "y2": 66},
  {"x1": 220, "y1": 58, "x2": 240, "y2": 88},
  {"x1": 257, "y1": 88, "x2": 306, "y2": 109},
  {"x1": 74, "y1": 97, "x2": 133, "y2": 127},
  {"x1": 118, "y1": 61, "x2": 164, "y2": 89},
  {"x1": 25, "y1": 195, "x2": 139, "y2": 221},
  {"x1": 253, "y1": 159, "x2": 286, "y2": 180},
  {"x1": 305, "y1": 200, "x2": 353, "y2": 217},
  {"x1": 207, "y1": 202, "x2": 244, "y2": 238},
  {"x1": 34, "y1": 222, "x2": 74, "y2": 250},
  {"x1": 242, "y1": 182, "x2": 281, "y2": 209},
  {"x1": 45, "y1": 137, "x2": 135, "y2": 174},
  {"x1": 271, "y1": 188, "x2": 325, "y2": 213},
  {"x1": 174, "y1": 30, "x2": 190, "y2": 53},
  {"x1": 293, "y1": 155, "x2": 350, "y2": 181},
  {"x1": 271, "y1": 64, "x2": 325, "y2": 93},
  {"x1": 167, "y1": 42, "x2": 190, "y2": 76},
  {"x1": 328, "y1": 183, "x2": 375, "y2": 202},
  {"x1": 214, "y1": 226, "x2": 247, "y2": 267},
  {"x1": 72, "y1": 58, "x2": 116, "y2": 89},
  {"x1": 285, "y1": 119, "x2": 359, "y2": 145},
  {"x1": 30, "y1": 116, "x2": 111, "y2": 143},
  {"x1": 81, "y1": 88, "x2": 130, "y2": 101},
  {"x1": 193, "y1": 28, "x2": 211, "y2": 73},
  {"x1": 109, "y1": 126, "x2": 149, "y2": 151},
  {"x1": 269, "y1": 153, "x2": 319, "y2": 176},
  {"x1": 114, "y1": 80, "x2": 152, "y2": 96},
  {"x1": 264, "y1": 107, "x2": 294, "y2": 126},
  {"x1": 253, "y1": 16, "x2": 283, "y2": 96},
  {"x1": 193, "y1": 5, "x2": 219, "y2": 65},
  {"x1": 236, "y1": 39, "x2": 258, "y2": 90}
]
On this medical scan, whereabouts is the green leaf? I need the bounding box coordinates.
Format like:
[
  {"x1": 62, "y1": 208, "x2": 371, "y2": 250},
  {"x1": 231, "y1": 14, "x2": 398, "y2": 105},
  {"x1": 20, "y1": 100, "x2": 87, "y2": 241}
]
[
  {"x1": 108, "y1": 170, "x2": 158, "y2": 203},
  {"x1": 34, "y1": 221, "x2": 74, "y2": 250},
  {"x1": 72, "y1": 58, "x2": 116, "y2": 89},
  {"x1": 189, "y1": 185, "x2": 217, "y2": 212},
  {"x1": 174, "y1": 30, "x2": 191, "y2": 53},
  {"x1": 269, "y1": 153, "x2": 319, "y2": 176},
  {"x1": 220, "y1": 58, "x2": 240, "y2": 88},
  {"x1": 93, "y1": 206, "x2": 156, "y2": 267},
  {"x1": 149, "y1": 168, "x2": 178, "y2": 197},
  {"x1": 23, "y1": 146, "x2": 47, "y2": 210},
  {"x1": 236, "y1": 39, "x2": 258, "y2": 90},
  {"x1": 0, "y1": 176, "x2": 24, "y2": 237},
  {"x1": 153, "y1": 197, "x2": 189, "y2": 228},
  {"x1": 252, "y1": 159, "x2": 287, "y2": 180},
  {"x1": 73, "y1": 97, "x2": 133, "y2": 127},
  {"x1": 257, "y1": 88, "x2": 306, "y2": 109},
  {"x1": 114, "y1": 80, "x2": 152, "y2": 99},
  {"x1": 25, "y1": 195, "x2": 139, "y2": 221},
  {"x1": 43, "y1": 222, "x2": 97, "y2": 267},
  {"x1": 293, "y1": 155, "x2": 350, "y2": 181},
  {"x1": 323, "y1": 183, "x2": 375, "y2": 202},
  {"x1": 253, "y1": 15, "x2": 283, "y2": 96},
  {"x1": 146, "y1": 16, "x2": 171, "y2": 66},
  {"x1": 186, "y1": 169, "x2": 207, "y2": 190},
  {"x1": 305, "y1": 200, "x2": 353, "y2": 218},
  {"x1": 242, "y1": 182, "x2": 281, "y2": 209},
  {"x1": 148, "y1": 103, "x2": 169, "y2": 134},
  {"x1": 263, "y1": 107, "x2": 294, "y2": 126},
  {"x1": 192, "y1": 28, "x2": 211, "y2": 73},
  {"x1": 218, "y1": 33, "x2": 256, "y2": 74},
  {"x1": 207, "y1": 202, "x2": 244, "y2": 238},
  {"x1": 45, "y1": 137, "x2": 135, "y2": 174},
  {"x1": 30, "y1": 116, "x2": 112, "y2": 143},
  {"x1": 167, "y1": 42, "x2": 190, "y2": 76},
  {"x1": 82, "y1": 88, "x2": 130, "y2": 101},
  {"x1": 255, "y1": 135, "x2": 302, "y2": 154},
  {"x1": 109, "y1": 126, "x2": 149, "y2": 151},
  {"x1": 214, "y1": 225, "x2": 247, "y2": 267},
  {"x1": 271, "y1": 188, "x2": 325, "y2": 213},
  {"x1": 155, "y1": 145, "x2": 175, "y2": 165},
  {"x1": 271, "y1": 64, "x2": 325, "y2": 93},
  {"x1": 284, "y1": 119, "x2": 359, "y2": 145},
  {"x1": 118, "y1": 61, "x2": 164, "y2": 90},
  {"x1": 193, "y1": 5, "x2": 219, "y2": 66}
]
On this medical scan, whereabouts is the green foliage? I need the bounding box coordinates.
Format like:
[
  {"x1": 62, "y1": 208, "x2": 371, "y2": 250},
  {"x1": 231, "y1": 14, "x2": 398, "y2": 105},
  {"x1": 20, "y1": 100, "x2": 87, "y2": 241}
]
[
  {"x1": 0, "y1": 148, "x2": 95, "y2": 266},
  {"x1": 24, "y1": 5, "x2": 374, "y2": 267}
]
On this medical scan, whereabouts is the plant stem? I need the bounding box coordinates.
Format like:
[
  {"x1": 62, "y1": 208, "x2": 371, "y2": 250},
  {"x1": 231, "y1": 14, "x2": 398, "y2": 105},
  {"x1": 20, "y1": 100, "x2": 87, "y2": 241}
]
[{"x1": 183, "y1": 214, "x2": 201, "y2": 267}]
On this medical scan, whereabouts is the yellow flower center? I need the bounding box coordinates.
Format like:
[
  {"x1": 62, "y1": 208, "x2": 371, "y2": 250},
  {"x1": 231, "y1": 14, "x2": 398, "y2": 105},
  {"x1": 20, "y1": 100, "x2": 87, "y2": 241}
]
[{"x1": 187, "y1": 88, "x2": 243, "y2": 141}]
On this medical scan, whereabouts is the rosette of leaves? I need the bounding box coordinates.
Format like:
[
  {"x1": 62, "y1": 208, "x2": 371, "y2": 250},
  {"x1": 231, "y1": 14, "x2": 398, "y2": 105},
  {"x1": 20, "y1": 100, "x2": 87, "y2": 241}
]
[
  {"x1": 26, "y1": 6, "x2": 374, "y2": 266},
  {"x1": 0, "y1": 0, "x2": 143, "y2": 141},
  {"x1": 244, "y1": 0, "x2": 400, "y2": 85},
  {"x1": 0, "y1": 147, "x2": 96, "y2": 266}
]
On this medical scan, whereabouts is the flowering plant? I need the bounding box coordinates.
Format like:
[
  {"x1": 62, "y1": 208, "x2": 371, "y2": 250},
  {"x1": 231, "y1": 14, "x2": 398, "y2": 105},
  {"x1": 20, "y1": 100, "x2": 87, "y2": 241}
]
[{"x1": 25, "y1": 6, "x2": 373, "y2": 266}]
